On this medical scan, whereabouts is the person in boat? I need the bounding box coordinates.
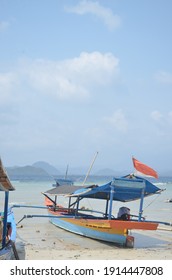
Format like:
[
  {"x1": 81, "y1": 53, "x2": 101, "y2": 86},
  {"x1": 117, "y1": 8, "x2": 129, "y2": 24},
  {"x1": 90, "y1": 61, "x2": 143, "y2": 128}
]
[{"x1": 117, "y1": 206, "x2": 130, "y2": 220}]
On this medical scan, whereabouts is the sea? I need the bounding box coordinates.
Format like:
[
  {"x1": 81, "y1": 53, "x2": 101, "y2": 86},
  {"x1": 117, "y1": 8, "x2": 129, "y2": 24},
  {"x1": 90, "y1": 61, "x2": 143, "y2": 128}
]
[{"x1": 1, "y1": 175, "x2": 172, "y2": 250}]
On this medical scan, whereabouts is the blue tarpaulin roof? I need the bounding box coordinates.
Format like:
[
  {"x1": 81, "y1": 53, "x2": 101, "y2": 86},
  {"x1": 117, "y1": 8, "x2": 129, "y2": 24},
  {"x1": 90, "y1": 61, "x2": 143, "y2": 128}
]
[{"x1": 69, "y1": 176, "x2": 161, "y2": 202}]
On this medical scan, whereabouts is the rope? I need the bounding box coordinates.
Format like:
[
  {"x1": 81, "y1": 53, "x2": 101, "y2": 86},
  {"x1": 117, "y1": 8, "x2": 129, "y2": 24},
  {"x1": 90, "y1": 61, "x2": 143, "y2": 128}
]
[{"x1": 143, "y1": 194, "x2": 161, "y2": 212}]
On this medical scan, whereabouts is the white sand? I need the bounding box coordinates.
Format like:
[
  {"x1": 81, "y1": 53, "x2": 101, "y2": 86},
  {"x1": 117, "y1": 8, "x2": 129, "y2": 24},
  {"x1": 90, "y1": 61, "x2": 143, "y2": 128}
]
[{"x1": 15, "y1": 220, "x2": 172, "y2": 260}]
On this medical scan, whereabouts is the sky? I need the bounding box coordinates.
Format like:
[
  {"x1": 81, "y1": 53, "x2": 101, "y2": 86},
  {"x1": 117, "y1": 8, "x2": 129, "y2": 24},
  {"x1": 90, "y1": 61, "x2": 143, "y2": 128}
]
[{"x1": 0, "y1": 0, "x2": 172, "y2": 174}]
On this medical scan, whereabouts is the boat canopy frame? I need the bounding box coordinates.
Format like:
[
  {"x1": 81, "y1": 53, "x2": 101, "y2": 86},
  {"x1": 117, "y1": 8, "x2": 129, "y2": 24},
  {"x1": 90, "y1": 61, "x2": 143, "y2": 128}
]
[{"x1": 43, "y1": 175, "x2": 162, "y2": 221}]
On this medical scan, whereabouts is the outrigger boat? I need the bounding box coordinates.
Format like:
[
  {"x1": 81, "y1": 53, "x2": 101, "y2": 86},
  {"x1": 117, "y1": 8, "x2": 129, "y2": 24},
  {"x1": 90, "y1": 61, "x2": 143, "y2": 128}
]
[
  {"x1": 14, "y1": 158, "x2": 172, "y2": 248},
  {"x1": 0, "y1": 158, "x2": 18, "y2": 260},
  {"x1": 42, "y1": 174, "x2": 164, "y2": 248}
]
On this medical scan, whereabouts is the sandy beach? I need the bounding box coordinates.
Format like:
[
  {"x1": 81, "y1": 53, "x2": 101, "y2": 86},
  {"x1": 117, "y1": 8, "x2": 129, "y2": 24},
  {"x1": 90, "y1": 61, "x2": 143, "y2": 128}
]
[
  {"x1": 15, "y1": 219, "x2": 172, "y2": 260},
  {"x1": 5, "y1": 180, "x2": 171, "y2": 260}
]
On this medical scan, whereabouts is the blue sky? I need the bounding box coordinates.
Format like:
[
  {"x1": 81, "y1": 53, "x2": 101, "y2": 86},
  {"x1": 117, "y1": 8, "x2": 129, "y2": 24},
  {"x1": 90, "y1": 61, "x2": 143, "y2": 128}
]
[{"x1": 0, "y1": 0, "x2": 172, "y2": 174}]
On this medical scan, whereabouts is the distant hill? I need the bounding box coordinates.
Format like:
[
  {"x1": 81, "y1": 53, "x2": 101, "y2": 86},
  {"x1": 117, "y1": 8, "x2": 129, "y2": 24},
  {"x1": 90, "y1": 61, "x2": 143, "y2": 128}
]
[
  {"x1": 32, "y1": 161, "x2": 60, "y2": 175},
  {"x1": 5, "y1": 163, "x2": 172, "y2": 182},
  {"x1": 6, "y1": 165, "x2": 52, "y2": 181}
]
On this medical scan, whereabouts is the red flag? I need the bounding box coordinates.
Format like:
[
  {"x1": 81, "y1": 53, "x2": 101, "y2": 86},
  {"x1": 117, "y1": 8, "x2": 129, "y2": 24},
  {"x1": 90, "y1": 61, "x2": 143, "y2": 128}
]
[{"x1": 132, "y1": 157, "x2": 158, "y2": 179}]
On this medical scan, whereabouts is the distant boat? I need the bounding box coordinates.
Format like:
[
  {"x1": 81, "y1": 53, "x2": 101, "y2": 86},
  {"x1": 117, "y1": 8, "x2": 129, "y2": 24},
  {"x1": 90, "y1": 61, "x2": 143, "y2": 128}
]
[
  {"x1": 0, "y1": 158, "x2": 18, "y2": 260},
  {"x1": 53, "y1": 165, "x2": 73, "y2": 186},
  {"x1": 53, "y1": 178, "x2": 74, "y2": 186},
  {"x1": 53, "y1": 152, "x2": 98, "y2": 187}
]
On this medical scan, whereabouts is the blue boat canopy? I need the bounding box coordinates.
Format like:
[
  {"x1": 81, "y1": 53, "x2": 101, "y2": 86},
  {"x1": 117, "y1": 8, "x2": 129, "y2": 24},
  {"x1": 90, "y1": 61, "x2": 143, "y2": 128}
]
[{"x1": 68, "y1": 176, "x2": 162, "y2": 202}]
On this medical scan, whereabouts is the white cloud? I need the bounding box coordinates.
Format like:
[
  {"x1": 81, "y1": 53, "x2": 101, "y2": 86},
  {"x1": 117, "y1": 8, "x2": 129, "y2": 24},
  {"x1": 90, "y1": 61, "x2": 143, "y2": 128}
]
[
  {"x1": 154, "y1": 71, "x2": 172, "y2": 84},
  {"x1": 19, "y1": 52, "x2": 119, "y2": 101},
  {"x1": 168, "y1": 111, "x2": 172, "y2": 119},
  {"x1": 150, "y1": 110, "x2": 163, "y2": 122},
  {"x1": 150, "y1": 110, "x2": 172, "y2": 137},
  {"x1": 65, "y1": 0, "x2": 121, "y2": 30},
  {"x1": 103, "y1": 109, "x2": 128, "y2": 132},
  {"x1": 0, "y1": 21, "x2": 10, "y2": 32},
  {"x1": 0, "y1": 72, "x2": 19, "y2": 103},
  {"x1": 0, "y1": 51, "x2": 119, "y2": 109}
]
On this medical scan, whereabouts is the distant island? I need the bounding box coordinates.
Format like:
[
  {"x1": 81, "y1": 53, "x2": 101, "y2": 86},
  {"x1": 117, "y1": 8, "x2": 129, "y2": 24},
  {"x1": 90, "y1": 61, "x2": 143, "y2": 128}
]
[
  {"x1": 6, "y1": 161, "x2": 118, "y2": 181},
  {"x1": 5, "y1": 161, "x2": 171, "y2": 181},
  {"x1": 6, "y1": 165, "x2": 51, "y2": 181},
  {"x1": 32, "y1": 161, "x2": 60, "y2": 175},
  {"x1": 6, "y1": 161, "x2": 59, "y2": 181}
]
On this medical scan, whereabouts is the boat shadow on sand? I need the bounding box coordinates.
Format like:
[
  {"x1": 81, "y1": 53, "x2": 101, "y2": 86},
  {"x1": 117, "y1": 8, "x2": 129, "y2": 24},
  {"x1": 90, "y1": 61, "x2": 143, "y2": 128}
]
[
  {"x1": 90, "y1": 232, "x2": 170, "y2": 249},
  {"x1": 132, "y1": 231, "x2": 171, "y2": 249}
]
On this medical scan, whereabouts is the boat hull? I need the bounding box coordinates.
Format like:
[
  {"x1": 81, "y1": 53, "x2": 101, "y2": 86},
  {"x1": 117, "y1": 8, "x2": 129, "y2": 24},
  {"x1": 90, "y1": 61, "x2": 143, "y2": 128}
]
[
  {"x1": 47, "y1": 208, "x2": 158, "y2": 247},
  {"x1": 54, "y1": 178, "x2": 73, "y2": 186},
  {"x1": 50, "y1": 216, "x2": 127, "y2": 245}
]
